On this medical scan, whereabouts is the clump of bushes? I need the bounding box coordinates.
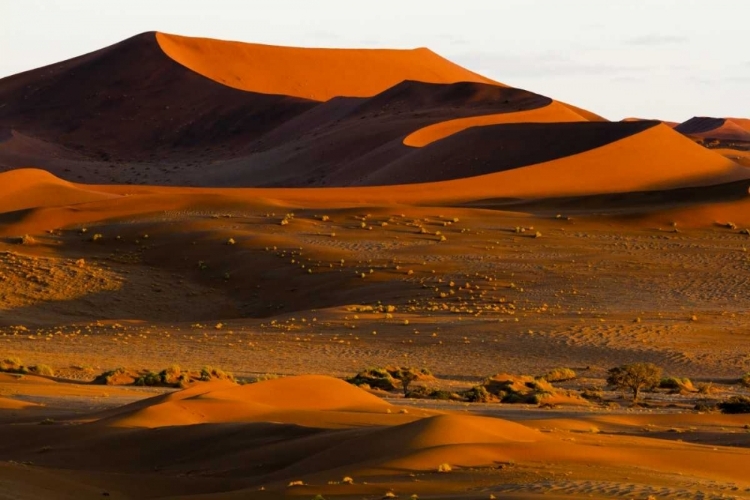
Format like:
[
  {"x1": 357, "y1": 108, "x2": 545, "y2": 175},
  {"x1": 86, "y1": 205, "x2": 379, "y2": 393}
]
[
  {"x1": 94, "y1": 367, "x2": 133, "y2": 385},
  {"x1": 542, "y1": 367, "x2": 577, "y2": 382},
  {"x1": 347, "y1": 366, "x2": 432, "y2": 394},
  {"x1": 405, "y1": 386, "x2": 455, "y2": 400},
  {"x1": 0, "y1": 357, "x2": 24, "y2": 373},
  {"x1": 461, "y1": 385, "x2": 494, "y2": 403},
  {"x1": 717, "y1": 396, "x2": 750, "y2": 414},
  {"x1": 199, "y1": 366, "x2": 233, "y2": 382},
  {"x1": 482, "y1": 373, "x2": 555, "y2": 404},
  {"x1": 659, "y1": 377, "x2": 696, "y2": 394},
  {"x1": 96, "y1": 365, "x2": 232, "y2": 387},
  {"x1": 0, "y1": 358, "x2": 54, "y2": 377},
  {"x1": 740, "y1": 373, "x2": 750, "y2": 388}
]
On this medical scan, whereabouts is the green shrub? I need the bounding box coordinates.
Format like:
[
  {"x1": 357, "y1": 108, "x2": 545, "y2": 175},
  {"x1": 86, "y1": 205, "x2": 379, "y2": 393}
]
[
  {"x1": 462, "y1": 385, "x2": 493, "y2": 403},
  {"x1": 347, "y1": 367, "x2": 397, "y2": 391},
  {"x1": 659, "y1": 377, "x2": 695, "y2": 392},
  {"x1": 93, "y1": 367, "x2": 127, "y2": 385},
  {"x1": 200, "y1": 366, "x2": 233, "y2": 382},
  {"x1": 135, "y1": 372, "x2": 160, "y2": 386},
  {"x1": 28, "y1": 364, "x2": 54, "y2": 377},
  {"x1": 542, "y1": 367, "x2": 577, "y2": 382},
  {"x1": 0, "y1": 357, "x2": 24, "y2": 373}
]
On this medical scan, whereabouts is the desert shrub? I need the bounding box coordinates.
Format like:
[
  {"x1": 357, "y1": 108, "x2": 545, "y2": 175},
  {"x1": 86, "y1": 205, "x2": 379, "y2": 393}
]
[
  {"x1": 0, "y1": 357, "x2": 24, "y2": 373},
  {"x1": 694, "y1": 402, "x2": 716, "y2": 412},
  {"x1": 462, "y1": 385, "x2": 493, "y2": 403},
  {"x1": 659, "y1": 377, "x2": 695, "y2": 393},
  {"x1": 159, "y1": 364, "x2": 182, "y2": 385},
  {"x1": 542, "y1": 367, "x2": 577, "y2": 382},
  {"x1": 717, "y1": 396, "x2": 750, "y2": 414},
  {"x1": 200, "y1": 366, "x2": 233, "y2": 382},
  {"x1": 483, "y1": 373, "x2": 555, "y2": 404},
  {"x1": 580, "y1": 388, "x2": 604, "y2": 402},
  {"x1": 606, "y1": 363, "x2": 662, "y2": 402},
  {"x1": 740, "y1": 373, "x2": 750, "y2": 388},
  {"x1": 697, "y1": 382, "x2": 718, "y2": 395},
  {"x1": 135, "y1": 372, "x2": 161, "y2": 387},
  {"x1": 94, "y1": 368, "x2": 128, "y2": 385},
  {"x1": 347, "y1": 367, "x2": 397, "y2": 391},
  {"x1": 406, "y1": 387, "x2": 454, "y2": 400},
  {"x1": 27, "y1": 364, "x2": 54, "y2": 377}
]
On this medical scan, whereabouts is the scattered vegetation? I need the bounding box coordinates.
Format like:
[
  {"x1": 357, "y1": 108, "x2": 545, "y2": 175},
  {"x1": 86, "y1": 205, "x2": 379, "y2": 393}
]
[
  {"x1": 347, "y1": 366, "x2": 432, "y2": 394},
  {"x1": 659, "y1": 377, "x2": 696, "y2": 394},
  {"x1": 740, "y1": 373, "x2": 750, "y2": 388},
  {"x1": 606, "y1": 363, "x2": 662, "y2": 402}
]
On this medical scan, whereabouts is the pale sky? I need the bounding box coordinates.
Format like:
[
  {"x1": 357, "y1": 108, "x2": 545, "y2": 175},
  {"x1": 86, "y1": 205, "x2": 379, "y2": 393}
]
[{"x1": 2, "y1": 0, "x2": 748, "y2": 122}]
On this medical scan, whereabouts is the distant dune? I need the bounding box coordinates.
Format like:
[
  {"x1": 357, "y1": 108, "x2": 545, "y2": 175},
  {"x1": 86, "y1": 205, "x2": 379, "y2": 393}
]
[{"x1": 676, "y1": 117, "x2": 750, "y2": 142}]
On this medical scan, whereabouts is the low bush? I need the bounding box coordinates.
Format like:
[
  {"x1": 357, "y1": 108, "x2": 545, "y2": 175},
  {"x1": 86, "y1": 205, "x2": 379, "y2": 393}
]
[
  {"x1": 542, "y1": 367, "x2": 577, "y2": 382},
  {"x1": 717, "y1": 396, "x2": 750, "y2": 414},
  {"x1": 461, "y1": 385, "x2": 493, "y2": 403}
]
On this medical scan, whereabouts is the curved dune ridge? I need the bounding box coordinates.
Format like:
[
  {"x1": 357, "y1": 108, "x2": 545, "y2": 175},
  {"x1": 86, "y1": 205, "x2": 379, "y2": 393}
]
[
  {"x1": 155, "y1": 32, "x2": 500, "y2": 100},
  {"x1": 0, "y1": 168, "x2": 117, "y2": 214},
  {"x1": 403, "y1": 100, "x2": 589, "y2": 147},
  {"x1": 2, "y1": 123, "x2": 748, "y2": 232},
  {"x1": 676, "y1": 117, "x2": 750, "y2": 142}
]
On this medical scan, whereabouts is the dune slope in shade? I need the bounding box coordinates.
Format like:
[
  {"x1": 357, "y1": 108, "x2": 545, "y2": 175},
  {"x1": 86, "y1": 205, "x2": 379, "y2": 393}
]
[
  {"x1": 676, "y1": 117, "x2": 750, "y2": 142},
  {"x1": 155, "y1": 32, "x2": 499, "y2": 100},
  {"x1": 403, "y1": 100, "x2": 590, "y2": 147}
]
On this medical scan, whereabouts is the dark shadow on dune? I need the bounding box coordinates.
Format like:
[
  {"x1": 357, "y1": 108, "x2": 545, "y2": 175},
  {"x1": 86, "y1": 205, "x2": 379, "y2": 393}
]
[{"x1": 463, "y1": 179, "x2": 750, "y2": 215}]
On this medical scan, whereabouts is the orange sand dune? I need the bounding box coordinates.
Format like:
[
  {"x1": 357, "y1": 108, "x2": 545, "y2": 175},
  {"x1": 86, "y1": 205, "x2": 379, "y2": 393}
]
[
  {"x1": 155, "y1": 32, "x2": 499, "y2": 100},
  {"x1": 2, "y1": 124, "x2": 748, "y2": 235},
  {"x1": 98, "y1": 375, "x2": 426, "y2": 429},
  {"x1": 0, "y1": 396, "x2": 39, "y2": 410},
  {"x1": 0, "y1": 169, "x2": 118, "y2": 214},
  {"x1": 676, "y1": 116, "x2": 750, "y2": 142},
  {"x1": 403, "y1": 101, "x2": 588, "y2": 147}
]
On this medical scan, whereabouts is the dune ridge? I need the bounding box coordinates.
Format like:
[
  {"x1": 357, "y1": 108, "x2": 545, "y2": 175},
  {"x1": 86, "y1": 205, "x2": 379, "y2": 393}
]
[{"x1": 155, "y1": 32, "x2": 500, "y2": 100}]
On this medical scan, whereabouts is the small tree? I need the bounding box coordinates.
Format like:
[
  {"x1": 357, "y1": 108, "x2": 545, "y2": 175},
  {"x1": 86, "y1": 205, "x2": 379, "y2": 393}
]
[
  {"x1": 396, "y1": 368, "x2": 420, "y2": 397},
  {"x1": 606, "y1": 363, "x2": 662, "y2": 402}
]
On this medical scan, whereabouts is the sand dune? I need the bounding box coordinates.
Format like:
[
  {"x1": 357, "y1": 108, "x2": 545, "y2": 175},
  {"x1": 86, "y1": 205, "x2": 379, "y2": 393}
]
[
  {"x1": 155, "y1": 32, "x2": 499, "y2": 100},
  {"x1": 97, "y1": 376, "x2": 424, "y2": 429},
  {"x1": 403, "y1": 100, "x2": 589, "y2": 147},
  {"x1": 676, "y1": 116, "x2": 750, "y2": 142},
  {"x1": 0, "y1": 168, "x2": 117, "y2": 213}
]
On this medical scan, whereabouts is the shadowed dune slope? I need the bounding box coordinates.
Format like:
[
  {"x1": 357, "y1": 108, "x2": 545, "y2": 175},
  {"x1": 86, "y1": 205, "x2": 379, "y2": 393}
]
[
  {"x1": 403, "y1": 100, "x2": 590, "y2": 147},
  {"x1": 366, "y1": 120, "x2": 658, "y2": 184},
  {"x1": 0, "y1": 32, "x2": 317, "y2": 163},
  {"x1": 676, "y1": 117, "x2": 750, "y2": 142},
  {"x1": 155, "y1": 32, "x2": 500, "y2": 100}
]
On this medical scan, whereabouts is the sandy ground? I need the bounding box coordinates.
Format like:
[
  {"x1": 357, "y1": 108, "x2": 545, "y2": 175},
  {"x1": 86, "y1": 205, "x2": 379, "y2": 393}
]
[{"x1": 1, "y1": 30, "x2": 750, "y2": 500}]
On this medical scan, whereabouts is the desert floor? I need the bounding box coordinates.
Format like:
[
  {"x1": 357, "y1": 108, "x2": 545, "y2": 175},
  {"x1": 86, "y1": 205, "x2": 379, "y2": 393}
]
[{"x1": 2, "y1": 198, "x2": 750, "y2": 499}]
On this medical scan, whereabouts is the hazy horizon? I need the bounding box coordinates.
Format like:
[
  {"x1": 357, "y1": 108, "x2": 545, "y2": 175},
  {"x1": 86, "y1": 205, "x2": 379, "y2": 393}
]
[{"x1": 3, "y1": 0, "x2": 748, "y2": 122}]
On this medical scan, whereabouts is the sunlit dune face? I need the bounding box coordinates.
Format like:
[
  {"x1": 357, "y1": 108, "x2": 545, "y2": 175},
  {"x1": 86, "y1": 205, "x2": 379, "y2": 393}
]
[{"x1": 155, "y1": 32, "x2": 499, "y2": 100}]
